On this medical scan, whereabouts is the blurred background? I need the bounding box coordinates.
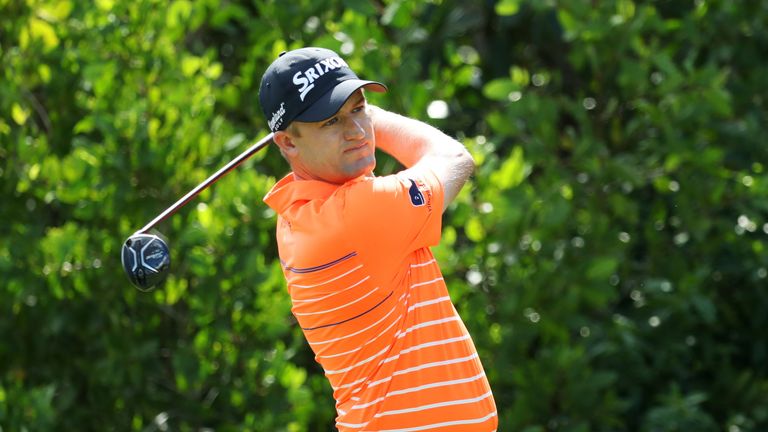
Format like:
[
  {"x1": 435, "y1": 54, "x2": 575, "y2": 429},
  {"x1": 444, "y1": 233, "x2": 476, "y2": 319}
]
[{"x1": 2, "y1": 0, "x2": 768, "y2": 430}]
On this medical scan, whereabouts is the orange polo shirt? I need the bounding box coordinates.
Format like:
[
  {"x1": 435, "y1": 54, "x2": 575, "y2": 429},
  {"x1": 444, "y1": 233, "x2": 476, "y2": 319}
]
[{"x1": 264, "y1": 168, "x2": 497, "y2": 431}]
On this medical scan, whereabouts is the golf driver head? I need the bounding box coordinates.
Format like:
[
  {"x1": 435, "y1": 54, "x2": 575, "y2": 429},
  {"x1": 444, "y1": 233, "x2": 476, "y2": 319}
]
[{"x1": 121, "y1": 233, "x2": 170, "y2": 291}]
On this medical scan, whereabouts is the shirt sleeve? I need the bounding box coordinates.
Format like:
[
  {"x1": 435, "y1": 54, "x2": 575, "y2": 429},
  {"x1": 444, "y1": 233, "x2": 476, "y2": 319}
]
[{"x1": 342, "y1": 167, "x2": 445, "y2": 263}]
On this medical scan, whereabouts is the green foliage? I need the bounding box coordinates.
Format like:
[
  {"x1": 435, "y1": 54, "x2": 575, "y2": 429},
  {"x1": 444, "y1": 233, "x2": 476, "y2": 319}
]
[{"x1": 2, "y1": 0, "x2": 767, "y2": 430}]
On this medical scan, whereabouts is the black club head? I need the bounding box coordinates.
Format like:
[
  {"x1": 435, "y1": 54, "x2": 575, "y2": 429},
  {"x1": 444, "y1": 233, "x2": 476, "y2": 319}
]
[{"x1": 121, "y1": 233, "x2": 170, "y2": 291}]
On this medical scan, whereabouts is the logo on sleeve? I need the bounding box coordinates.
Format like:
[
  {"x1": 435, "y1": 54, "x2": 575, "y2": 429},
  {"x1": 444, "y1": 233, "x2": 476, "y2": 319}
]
[{"x1": 408, "y1": 179, "x2": 425, "y2": 207}]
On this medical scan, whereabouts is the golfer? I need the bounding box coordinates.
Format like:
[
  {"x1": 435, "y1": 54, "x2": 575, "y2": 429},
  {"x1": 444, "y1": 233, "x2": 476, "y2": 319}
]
[{"x1": 260, "y1": 47, "x2": 497, "y2": 431}]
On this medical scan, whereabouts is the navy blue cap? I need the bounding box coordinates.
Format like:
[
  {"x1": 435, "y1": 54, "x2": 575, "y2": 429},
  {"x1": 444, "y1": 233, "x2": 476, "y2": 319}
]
[{"x1": 259, "y1": 47, "x2": 387, "y2": 132}]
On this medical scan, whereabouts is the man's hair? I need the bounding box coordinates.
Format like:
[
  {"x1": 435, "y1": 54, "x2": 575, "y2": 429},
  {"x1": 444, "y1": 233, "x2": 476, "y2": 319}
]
[
  {"x1": 286, "y1": 123, "x2": 302, "y2": 138},
  {"x1": 274, "y1": 123, "x2": 301, "y2": 162}
]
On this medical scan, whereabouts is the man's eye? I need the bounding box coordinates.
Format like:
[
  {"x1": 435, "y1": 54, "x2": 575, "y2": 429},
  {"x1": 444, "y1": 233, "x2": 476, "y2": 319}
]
[{"x1": 323, "y1": 117, "x2": 339, "y2": 127}]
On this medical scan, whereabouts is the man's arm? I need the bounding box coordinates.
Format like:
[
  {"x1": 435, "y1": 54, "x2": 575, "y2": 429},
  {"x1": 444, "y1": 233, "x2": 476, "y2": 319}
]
[{"x1": 369, "y1": 105, "x2": 474, "y2": 212}]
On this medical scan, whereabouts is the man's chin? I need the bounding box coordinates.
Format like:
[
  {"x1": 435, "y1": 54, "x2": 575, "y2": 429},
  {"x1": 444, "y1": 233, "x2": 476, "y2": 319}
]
[{"x1": 353, "y1": 158, "x2": 376, "y2": 176}]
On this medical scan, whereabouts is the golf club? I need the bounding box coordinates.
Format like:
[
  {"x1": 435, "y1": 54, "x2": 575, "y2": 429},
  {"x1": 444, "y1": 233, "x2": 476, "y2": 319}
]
[{"x1": 121, "y1": 132, "x2": 274, "y2": 291}]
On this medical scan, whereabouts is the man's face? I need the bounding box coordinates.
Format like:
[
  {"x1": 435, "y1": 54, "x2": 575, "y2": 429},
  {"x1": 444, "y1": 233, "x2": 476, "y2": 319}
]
[{"x1": 278, "y1": 90, "x2": 376, "y2": 184}]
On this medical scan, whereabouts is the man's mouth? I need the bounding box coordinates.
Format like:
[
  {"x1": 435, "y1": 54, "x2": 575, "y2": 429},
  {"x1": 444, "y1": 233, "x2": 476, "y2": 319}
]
[{"x1": 344, "y1": 142, "x2": 368, "y2": 153}]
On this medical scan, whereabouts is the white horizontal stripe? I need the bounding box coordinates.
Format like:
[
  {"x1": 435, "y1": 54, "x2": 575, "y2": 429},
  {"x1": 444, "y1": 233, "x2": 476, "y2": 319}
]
[
  {"x1": 344, "y1": 316, "x2": 459, "y2": 393},
  {"x1": 344, "y1": 318, "x2": 461, "y2": 392},
  {"x1": 336, "y1": 419, "x2": 369, "y2": 428},
  {"x1": 397, "y1": 335, "x2": 470, "y2": 356},
  {"x1": 351, "y1": 372, "x2": 486, "y2": 410},
  {"x1": 391, "y1": 353, "x2": 479, "y2": 378},
  {"x1": 395, "y1": 316, "x2": 460, "y2": 339},
  {"x1": 361, "y1": 375, "x2": 392, "y2": 391},
  {"x1": 373, "y1": 411, "x2": 497, "y2": 432},
  {"x1": 382, "y1": 335, "x2": 470, "y2": 365},
  {"x1": 325, "y1": 346, "x2": 389, "y2": 375},
  {"x1": 326, "y1": 290, "x2": 399, "y2": 391},
  {"x1": 344, "y1": 310, "x2": 461, "y2": 394},
  {"x1": 292, "y1": 264, "x2": 363, "y2": 288},
  {"x1": 334, "y1": 376, "x2": 368, "y2": 391},
  {"x1": 410, "y1": 259, "x2": 436, "y2": 268},
  {"x1": 308, "y1": 293, "x2": 405, "y2": 346},
  {"x1": 351, "y1": 396, "x2": 383, "y2": 410},
  {"x1": 294, "y1": 287, "x2": 379, "y2": 316},
  {"x1": 410, "y1": 277, "x2": 444, "y2": 288},
  {"x1": 387, "y1": 371, "x2": 486, "y2": 398},
  {"x1": 374, "y1": 390, "x2": 494, "y2": 418},
  {"x1": 365, "y1": 353, "x2": 478, "y2": 390},
  {"x1": 292, "y1": 275, "x2": 370, "y2": 303},
  {"x1": 318, "y1": 311, "x2": 401, "y2": 359},
  {"x1": 407, "y1": 296, "x2": 450, "y2": 313},
  {"x1": 340, "y1": 335, "x2": 469, "y2": 384}
]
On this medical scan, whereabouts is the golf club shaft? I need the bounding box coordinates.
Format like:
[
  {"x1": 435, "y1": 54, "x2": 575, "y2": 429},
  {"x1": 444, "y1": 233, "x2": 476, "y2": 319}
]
[{"x1": 136, "y1": 132, "x2": 274, "y2": 234}]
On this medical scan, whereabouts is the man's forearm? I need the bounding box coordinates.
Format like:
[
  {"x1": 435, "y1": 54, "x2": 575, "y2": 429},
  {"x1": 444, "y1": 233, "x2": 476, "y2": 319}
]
[
  {"x1": 368, "y1": 105, "x2": 474, "y2": 211},
  {"x1": 370, "y1": 105, "x2": 468, "y2": 167}
]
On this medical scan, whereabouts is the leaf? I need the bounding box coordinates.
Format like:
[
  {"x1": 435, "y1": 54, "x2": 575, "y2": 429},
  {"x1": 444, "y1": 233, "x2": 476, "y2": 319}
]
[
  {"x1": 511, "y1": 66, "x2": 530, "y2": 87},
  {"x1": 702, "y1": 87, "x2": 732, "y2": 117},
  {"x1": 11, "y1": 103, "x2": 29, "y2": 125},
  {"x1": 465, "y1": 216, "x2": 485, "y2": 242},
  {"x1": 19, "y1": 25, "x2": 30, "y2": 49},
  {"x1": 381, "y1": 1, "x2": 404, "y2": 26},
  {"x1": 29, "y1": 17, "x2": 59, "y2": 51},
  {"x1": 490, "y1": 146, "x2": 529, "y2": 190},
  {"x1": 557, "y1": 9, "x2": 578, "y2": 39},
  {"x1": 38, "y1": 64, "x2": 51, "y2": 83},
  {"x1": 167, "y1": 0, "x2": 193, "y2": 30},
  {"x1": 483, "y1": 78, "x2": 518, "y2": 101},
  {"x1": 74, "y1": 117, "x2": 95, "y2": 134},
  {"x1": 496, "y1": 0, "x2": 521, "y2": 16},
  {"x1": 197, "y1": 202, "x2": 212, "y2": 229},
  {"x1": 73, "y1": 148, "x2": 99, "y2": 167},
  {"x1": 342, "y1": 0, "x2": 377, "y2": 17},
  {"x1": 540, "y1": 197, "x2": 571, "y2": 228},
  {"x1": 39, "y1": 1, "x2": 73, "y2": 21},
  {"x1": 95, "y1": 0, "x2": 114, "y2": 11},
  {"x1": 181, "y1": 56, "x2": 202, "y2": 77},
  {"x1": 28, "y1": 163, "x2": 40, "y2": 180},
  {"x1": 691, "y1": 295, "x2": 717, "y2": 324},
  {"x1": 205, "y1": 62, "x2": 223, "y2": 80},
  {"x1": 587, "y1": 257, "x2": 619, "y2": 281}
]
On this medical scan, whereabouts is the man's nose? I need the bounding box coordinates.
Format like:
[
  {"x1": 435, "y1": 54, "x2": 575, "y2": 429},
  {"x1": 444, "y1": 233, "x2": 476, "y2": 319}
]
[{"x1": 344, "y1": 118, "x2": 365, "y2": 140}]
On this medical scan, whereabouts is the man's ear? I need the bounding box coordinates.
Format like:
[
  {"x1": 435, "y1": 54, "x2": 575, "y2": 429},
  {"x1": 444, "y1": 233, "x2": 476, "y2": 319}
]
[{"x1": 273, "y1": 130, "x2": 298, "y2": 157}]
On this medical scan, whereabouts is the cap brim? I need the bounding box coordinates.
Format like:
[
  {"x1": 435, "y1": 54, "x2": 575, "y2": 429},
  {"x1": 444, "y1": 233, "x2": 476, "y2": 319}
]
[{"x1": 295, "y1": 79, "x2": 387, "y2": 123}]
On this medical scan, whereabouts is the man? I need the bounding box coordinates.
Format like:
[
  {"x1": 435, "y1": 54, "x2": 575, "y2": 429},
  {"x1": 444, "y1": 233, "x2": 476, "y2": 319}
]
[{"x1": 259, "y1": 47, "x2": 497, "y2": 431}]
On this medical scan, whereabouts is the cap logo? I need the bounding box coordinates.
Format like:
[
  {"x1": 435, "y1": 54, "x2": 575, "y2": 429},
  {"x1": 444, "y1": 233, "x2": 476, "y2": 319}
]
[
  {"x1": 268, "y1": 102, "x2": 286, "y2": 131},
  {"x1": 260, "y1": 47, "x2": 386, "y2": 131},
  {"x1": 292, "y1": 57, "x2": 349, "y2": 101}
]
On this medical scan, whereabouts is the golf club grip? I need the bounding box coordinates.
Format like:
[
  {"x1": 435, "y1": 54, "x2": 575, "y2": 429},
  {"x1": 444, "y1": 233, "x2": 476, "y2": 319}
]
[{"x1": 136, "y1": 132, "x2": 274, "y2": 234}]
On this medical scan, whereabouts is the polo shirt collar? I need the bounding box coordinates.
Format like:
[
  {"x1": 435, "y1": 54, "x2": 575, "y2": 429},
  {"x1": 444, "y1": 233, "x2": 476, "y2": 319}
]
[{"x1": 263, "y1": 173, "x2": 339, "y2": 214}]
